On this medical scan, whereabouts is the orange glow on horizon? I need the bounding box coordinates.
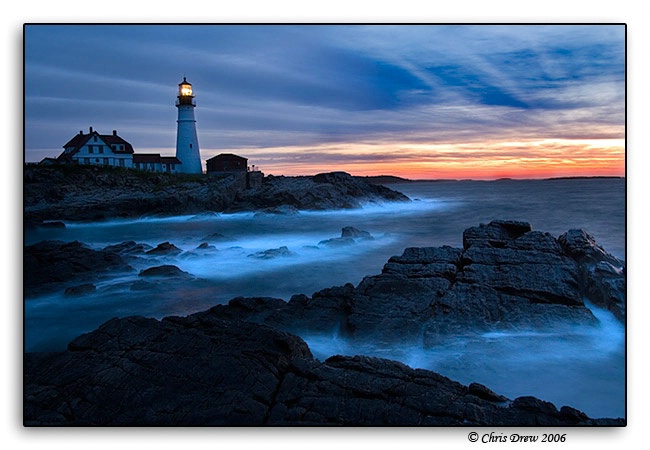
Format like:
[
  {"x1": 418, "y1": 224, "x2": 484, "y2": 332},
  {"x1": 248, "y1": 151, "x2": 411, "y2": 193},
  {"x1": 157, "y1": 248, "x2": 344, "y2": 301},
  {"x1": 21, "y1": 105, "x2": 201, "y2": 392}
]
[{"x1": 200, "y1": 138, "x2": 624, "y2": 180}]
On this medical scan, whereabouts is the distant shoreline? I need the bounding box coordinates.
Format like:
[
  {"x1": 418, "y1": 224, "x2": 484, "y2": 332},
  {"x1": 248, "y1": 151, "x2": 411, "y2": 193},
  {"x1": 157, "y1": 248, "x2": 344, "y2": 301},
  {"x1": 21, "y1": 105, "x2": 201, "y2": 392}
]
[{"x1": 360, "y1": 174, "x2": 625, "y2": 184}]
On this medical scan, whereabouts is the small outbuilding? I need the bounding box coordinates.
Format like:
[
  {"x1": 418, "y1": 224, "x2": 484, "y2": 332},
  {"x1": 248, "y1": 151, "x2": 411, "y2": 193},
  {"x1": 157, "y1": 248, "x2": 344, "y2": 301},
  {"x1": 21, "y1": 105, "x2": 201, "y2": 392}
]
[
  {"x1": 133, "y1": 154, "x2": 182, "y2": 173},
  {"x1": 206, "y1": 154, "x2": 248, "y2": 173}
]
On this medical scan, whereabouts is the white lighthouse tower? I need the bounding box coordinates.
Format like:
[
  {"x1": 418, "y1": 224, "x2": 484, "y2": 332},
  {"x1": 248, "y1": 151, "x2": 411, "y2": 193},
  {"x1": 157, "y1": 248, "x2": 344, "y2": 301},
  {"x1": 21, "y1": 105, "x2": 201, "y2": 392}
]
[{"x1": 175, "y1": 77, "x2": 203, "y2": 174}]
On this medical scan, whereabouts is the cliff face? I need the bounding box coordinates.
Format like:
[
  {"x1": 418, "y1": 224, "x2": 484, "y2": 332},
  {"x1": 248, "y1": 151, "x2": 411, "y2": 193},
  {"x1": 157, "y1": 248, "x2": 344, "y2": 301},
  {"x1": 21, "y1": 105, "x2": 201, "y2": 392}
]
[{"x1": 24, "y1": 166, "x2": 410, "y2": 225}]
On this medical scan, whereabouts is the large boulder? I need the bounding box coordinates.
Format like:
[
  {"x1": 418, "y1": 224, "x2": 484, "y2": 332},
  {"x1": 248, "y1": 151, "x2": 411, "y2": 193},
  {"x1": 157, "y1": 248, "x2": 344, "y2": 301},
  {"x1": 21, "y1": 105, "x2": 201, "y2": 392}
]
[
  {"x1": 138, "y1": 265, "x2": 192, "y2": 278},
  {"x1": 558, "y1": 229, "x2": 626, "y2": 321},
  {"x1": 203, "y1": 221, "x2": 623, "y2": 346},
  {"x1": 103, "y1": 241, "x2": 153, "y2": 255},
  {"x1": 247, "y1": 246, "x2": 296, "y2": 259},
  {"x1": 24, "y1": 240, "x2": 132, "y2": 297},
  {"x1": 145, "y1": 242, "x2": 182, "y2": 256}
]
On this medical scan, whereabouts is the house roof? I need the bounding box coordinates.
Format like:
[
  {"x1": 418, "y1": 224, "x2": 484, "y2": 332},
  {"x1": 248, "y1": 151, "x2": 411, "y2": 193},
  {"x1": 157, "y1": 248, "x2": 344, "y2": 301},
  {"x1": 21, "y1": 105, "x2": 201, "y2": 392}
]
[
  {"x1": 160, "y1": 156, "x2": 182, "y2": 164},
  {"x1": 206, "y1": 153, "x2": 248, "y2": 162},
  {"x1": 62, "y1": 129, "x2": 134, "y2": 155},
  {"x1": 101, "y1": 135, "x2": 134, "y2": 154},
  {"x1": 128, "y1": 154, "x2": 183, "y2": 165}
]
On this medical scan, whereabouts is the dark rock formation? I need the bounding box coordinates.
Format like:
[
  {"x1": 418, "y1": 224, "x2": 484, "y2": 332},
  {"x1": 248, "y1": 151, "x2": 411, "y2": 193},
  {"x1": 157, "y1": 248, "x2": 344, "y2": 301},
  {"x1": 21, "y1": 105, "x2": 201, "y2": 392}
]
[
  {"x1": 146, "y1": 242, "x2": 182, "y2": 256},
  {"x1": 24, "y1": 165, "x2": 245, "y2": 225},
  {"x1": 318, "y1": 237, "x2": 356, "y2": 247},
  {"x1": 24, "y1": 165, "x2": 409, "y2": 224},
  {"x1": 341, "y1": 226, "x2": 374, "y2": 240},
  {"x1": 24, "y1": 314, "x2": 622, "y2": 426},
  {"x1": 103, "y1": 241, "x2": 153, "y2": 255},
  {"x1": 203, "y1": 221, "x2": 624, "y2": 347},
  {"x1": 179, "y1": 242, "x2": 219, "y2": 260},
  {"x1": 248, "y1": 246, "x2": 296, "y2": 259},
  {"x1": 463, "y1": 220, "x2": 532, "y2": 249},
  {"x1": 138, "y1": 265, "x2": 192, "y2": 278},
  {"x1": 319, "y1": 226, "x2": 375, "y2": 247},
  {"x1": 24, "y1": 240, "x2": 133, "y2": 297},
  {"x1": 558, "y1": 229, "x2": 626, "y2": 321},
  {"x1": 197, "y1": 242, "x2": 216, "y2": 250},
  {"x1": 228, "y1": 171, "x2": 410, "y2": 212}
]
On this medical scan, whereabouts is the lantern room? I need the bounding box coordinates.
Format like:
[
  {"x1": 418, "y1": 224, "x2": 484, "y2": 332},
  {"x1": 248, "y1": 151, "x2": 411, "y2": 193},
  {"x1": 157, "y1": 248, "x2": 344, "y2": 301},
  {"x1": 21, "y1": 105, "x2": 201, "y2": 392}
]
[{"x1": 177, "y1": 77, "x2": 195, "y2": 106}]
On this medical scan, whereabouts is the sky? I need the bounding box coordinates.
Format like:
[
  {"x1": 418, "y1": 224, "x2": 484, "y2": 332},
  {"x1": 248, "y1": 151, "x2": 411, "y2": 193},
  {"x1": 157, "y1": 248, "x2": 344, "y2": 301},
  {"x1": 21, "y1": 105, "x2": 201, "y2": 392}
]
[{"x1": 24, "y1": 24, "x2": 625, "y2": 179}]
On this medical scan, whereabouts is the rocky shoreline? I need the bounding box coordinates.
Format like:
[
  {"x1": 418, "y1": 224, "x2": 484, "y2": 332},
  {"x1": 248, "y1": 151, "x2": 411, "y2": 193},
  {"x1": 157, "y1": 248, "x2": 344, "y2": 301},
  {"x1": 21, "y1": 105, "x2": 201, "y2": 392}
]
[
  {"x1": 23, "y1": 220, "x2": 626, "y2": 426},
  {"x1": 24, "y1": 165, "x2": 410, "y2": 226}
]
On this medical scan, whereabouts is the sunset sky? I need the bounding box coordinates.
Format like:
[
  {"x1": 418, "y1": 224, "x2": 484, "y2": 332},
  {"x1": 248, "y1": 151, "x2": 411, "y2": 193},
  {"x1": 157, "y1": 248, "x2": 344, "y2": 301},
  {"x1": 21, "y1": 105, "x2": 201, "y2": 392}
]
[{"x1": 24, "y1": 24, "x2": 625, "y2": 179}]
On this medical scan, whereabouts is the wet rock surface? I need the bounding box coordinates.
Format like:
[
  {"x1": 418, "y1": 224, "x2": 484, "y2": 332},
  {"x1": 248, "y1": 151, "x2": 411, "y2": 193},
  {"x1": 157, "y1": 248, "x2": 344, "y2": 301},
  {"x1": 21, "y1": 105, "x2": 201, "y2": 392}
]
[
  {"x1": 319, "y1": 226, "x2": 375, "y2": 247},
  {"x1": 138, "y1": 265, "x2": 192, "y2": 278},
  {"x1": 24, "y1": 240, "x2": 133, "y2": 297},
  {"x1": 248, "y1": 246, "x2": 296, "y2": 259},
  {"x1": 206, "y1": 221, "x2": 625, "y2": 346},
  {"x1": 24, "y1": 314, "x2": 622, "y2": 426},
  {"x1": 23, "y1": 220, "x2": 626, "y2": 426},
  {"x1": 24, "y1": 166, "x2": 409, "y2": 225}
]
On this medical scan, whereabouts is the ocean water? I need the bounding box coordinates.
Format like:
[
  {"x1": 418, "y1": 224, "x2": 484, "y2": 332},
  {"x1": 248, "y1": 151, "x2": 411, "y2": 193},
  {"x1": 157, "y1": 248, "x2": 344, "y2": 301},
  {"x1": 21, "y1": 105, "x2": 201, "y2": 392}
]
[{"x1": 24, "y1": 178, "x2": 626, "y2": 419}]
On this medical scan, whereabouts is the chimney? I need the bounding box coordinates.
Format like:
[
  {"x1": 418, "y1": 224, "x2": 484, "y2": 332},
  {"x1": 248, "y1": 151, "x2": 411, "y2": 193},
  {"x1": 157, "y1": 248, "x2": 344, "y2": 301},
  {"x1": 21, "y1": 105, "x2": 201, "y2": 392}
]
[
  {"x1": 79, "y1": 130, "x2": 83, "y2": 135},
  {"x1": 89, "y1": 126, "x2": 93, "y2": 133},
  {"x1": 113, "y1": 130, "x2": 117, "y2": 136}
]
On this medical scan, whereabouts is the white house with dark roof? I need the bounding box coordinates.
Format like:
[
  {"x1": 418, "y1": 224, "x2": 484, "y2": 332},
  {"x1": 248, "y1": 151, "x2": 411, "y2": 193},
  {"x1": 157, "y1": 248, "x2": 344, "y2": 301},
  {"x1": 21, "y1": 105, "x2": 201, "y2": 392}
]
[
  {"x1": 59, "y1": 127, "x2": 135, "y2": 168},
  {"x1": 55, "y1": 127, "x2": 182, "y2": 174}
]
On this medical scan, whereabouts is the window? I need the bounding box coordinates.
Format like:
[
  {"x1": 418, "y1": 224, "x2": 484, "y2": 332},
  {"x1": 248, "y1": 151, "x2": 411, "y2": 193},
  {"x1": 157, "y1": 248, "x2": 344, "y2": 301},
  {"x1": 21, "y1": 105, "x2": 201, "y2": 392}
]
[
  {"x1": 93, "y1": 136, "x2": 97, "y2": 142},
  {"x1": 88, "y1": 145, "x2": 94, "y2": 154},
  {"x1": 119, "y1": 159, "x2": 125, "y2": 167},
  {"x1": 189, "y1": 144, "x2": 192, "y2": 148},
  {"x1": 99, "y1": 146, "x2": 104, "y2": 154}
]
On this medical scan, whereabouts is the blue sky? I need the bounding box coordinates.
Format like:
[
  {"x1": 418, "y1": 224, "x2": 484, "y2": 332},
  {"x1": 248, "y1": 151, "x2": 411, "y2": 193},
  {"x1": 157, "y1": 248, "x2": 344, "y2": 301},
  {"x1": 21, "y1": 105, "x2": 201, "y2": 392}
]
[{"x1": 24, "y1": 24, "x2": 625, "y2": 178}]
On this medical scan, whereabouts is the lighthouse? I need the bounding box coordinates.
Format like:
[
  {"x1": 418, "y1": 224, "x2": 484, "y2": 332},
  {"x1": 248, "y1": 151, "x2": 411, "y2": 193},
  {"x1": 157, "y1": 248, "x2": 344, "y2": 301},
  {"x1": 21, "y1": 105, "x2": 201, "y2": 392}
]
[{"x1": 175, "y1": 77, "x2": 203, "y2": 173}]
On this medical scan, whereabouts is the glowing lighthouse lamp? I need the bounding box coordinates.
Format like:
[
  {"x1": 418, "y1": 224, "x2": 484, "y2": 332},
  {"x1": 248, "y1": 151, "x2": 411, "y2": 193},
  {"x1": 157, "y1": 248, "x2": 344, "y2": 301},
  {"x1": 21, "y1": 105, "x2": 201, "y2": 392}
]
[{"x1": 175, "y1": 77, "x2": 203, "y2": 174}]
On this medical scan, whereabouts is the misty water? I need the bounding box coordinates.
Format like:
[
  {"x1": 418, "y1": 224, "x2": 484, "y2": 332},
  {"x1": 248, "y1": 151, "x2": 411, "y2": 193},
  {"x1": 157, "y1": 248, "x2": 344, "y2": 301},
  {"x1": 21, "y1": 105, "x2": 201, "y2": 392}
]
[{"x1": 25, "y1": 178, "x2": 625, "y2": 418}]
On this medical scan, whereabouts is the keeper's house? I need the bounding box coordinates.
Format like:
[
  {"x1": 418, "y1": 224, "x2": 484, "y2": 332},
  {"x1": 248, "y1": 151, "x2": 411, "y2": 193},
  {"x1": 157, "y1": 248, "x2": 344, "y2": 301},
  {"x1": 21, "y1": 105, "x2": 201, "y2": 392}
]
[
  {"x1": 53, "y1": 127, "x2": 182, "y2": 174},
  {"x1": 58, "y1": 127, "x2": 135, "y2": 168}
]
